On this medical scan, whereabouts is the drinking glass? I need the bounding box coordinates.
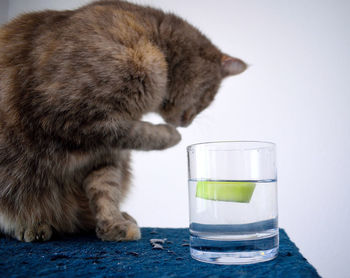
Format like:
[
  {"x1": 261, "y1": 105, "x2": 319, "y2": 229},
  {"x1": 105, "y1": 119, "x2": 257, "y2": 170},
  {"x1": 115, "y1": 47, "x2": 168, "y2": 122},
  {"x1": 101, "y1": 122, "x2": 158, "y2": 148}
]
[{"x1": 187, "y1": 141, "x2": 278, "y2": 264}]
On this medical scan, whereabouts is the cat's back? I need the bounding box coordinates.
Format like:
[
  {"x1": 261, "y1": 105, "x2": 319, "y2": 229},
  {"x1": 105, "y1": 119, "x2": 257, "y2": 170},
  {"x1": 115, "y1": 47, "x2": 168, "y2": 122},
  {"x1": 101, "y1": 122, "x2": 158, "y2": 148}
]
[
  {"x1": 0, "y1": 10, "x2": 73, "y2": 66},
  {"x1": 0, "y1": 9, "x2": 74, "y2": 124},
  {"x1": 0, "y1": 1, "x2": 168, "y2": 138},
  {"x1": 0, "y1": 0, "x2": 164, "y2": 76}
]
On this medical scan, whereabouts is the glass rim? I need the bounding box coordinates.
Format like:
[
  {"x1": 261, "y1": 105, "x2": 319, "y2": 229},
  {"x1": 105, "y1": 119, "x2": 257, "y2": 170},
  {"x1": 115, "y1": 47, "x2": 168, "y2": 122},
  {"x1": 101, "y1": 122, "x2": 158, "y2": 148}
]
[{"x1": 186, "y1": 140, "x2": 276, "y2": 151}]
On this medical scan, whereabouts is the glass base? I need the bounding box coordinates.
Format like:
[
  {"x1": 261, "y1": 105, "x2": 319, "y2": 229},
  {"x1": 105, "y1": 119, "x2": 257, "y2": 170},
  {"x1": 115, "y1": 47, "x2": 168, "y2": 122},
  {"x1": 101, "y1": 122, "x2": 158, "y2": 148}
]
[{"x1": 190, "y1": 247, "x2": 278, "y2": 265}]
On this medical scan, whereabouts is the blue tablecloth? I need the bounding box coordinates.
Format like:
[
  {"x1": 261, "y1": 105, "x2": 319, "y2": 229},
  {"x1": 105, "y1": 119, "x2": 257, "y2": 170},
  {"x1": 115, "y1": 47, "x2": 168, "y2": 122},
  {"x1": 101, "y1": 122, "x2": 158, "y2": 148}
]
[{"x1": 0, "y1": 228, "x2": 319, "y2": 277}]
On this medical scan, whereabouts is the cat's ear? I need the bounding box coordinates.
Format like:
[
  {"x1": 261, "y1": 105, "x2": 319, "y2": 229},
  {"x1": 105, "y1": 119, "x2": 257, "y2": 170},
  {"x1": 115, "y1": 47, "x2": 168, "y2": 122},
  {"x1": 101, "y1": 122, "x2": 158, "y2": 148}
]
[{"x1": 221, "y1": 55, "x2": 247, "y2": 77}]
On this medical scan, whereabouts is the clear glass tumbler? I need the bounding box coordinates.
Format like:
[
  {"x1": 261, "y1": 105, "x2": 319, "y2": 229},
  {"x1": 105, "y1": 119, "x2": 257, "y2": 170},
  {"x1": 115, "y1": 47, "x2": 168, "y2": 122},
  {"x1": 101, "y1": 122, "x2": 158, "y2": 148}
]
[{"x1": 187, "y1": 141, "x2": 278, "y2": 264}]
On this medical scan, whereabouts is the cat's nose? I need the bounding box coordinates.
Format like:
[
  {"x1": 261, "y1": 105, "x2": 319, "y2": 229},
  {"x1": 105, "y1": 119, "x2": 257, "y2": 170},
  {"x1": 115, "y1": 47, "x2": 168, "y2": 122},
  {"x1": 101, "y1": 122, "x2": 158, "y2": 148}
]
[{"x1": 164, "y1": 115, "x2": 181, "y2": 127}]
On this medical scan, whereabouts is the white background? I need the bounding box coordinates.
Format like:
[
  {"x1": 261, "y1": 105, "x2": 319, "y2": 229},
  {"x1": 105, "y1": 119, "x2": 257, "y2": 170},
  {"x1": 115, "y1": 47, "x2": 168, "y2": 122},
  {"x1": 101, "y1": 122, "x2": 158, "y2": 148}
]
[
  {"x1": 1, "y1": 1, "x2": 350, "y2": 277},
  {"x1": 0, "y1": 0, "x2": 8, "y2": 25}
]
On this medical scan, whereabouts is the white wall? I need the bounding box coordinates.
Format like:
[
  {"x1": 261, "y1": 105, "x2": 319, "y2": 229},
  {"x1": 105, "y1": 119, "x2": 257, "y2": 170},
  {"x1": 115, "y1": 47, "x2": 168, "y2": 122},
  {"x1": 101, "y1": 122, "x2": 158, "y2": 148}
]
[
  {"x1": 6, "y1": 1, "x2": 350, "y2": 277},
  {"x1": 0, "y1": 0, "x2": 9, "y2": 25}
]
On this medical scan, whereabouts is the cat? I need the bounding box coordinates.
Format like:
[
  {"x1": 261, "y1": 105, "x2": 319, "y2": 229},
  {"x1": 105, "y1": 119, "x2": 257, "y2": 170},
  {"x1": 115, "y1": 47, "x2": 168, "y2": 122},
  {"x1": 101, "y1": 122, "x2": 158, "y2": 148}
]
[{"x1": 0, "y1": 0, "x2": 247, "y2": 242}]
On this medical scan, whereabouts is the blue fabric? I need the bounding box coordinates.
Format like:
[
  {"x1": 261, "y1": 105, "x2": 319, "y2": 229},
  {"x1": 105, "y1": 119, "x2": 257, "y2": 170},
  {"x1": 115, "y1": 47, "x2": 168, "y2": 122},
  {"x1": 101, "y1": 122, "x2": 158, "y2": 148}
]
[{"x1": 0, "y1": 228, "x2": 320, "y2": 277}]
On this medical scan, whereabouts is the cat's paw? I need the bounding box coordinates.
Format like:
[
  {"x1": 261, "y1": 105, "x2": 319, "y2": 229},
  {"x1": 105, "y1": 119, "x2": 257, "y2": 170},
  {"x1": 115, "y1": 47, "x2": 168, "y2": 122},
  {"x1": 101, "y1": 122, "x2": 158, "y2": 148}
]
[
  {"x1": 156, "y1": 124, "x2": 181, "y2": 149},
  {"x1": 121, "y1": 211, "x2": 138, "y2": 224},
  {"x1": 96, "y1": 220, "x2": 141, "y2": 242},
  {"x1": 15, "y1": 223, "x2": 53, "y2": 242}
]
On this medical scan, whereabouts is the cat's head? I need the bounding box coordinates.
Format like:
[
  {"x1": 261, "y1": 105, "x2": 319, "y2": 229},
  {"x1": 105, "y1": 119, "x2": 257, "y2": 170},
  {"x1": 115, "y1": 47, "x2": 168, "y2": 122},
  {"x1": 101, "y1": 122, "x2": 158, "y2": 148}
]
[{"x1": 158, "y1": 15, "x2": 247, "y2": 127}]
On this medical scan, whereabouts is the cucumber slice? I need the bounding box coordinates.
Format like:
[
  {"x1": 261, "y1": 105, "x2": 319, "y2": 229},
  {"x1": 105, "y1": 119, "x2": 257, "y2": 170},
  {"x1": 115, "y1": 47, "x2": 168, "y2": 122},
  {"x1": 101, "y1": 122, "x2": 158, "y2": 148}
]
[{"x1": 196, "y1": 181, "x2": 256, "y2": 203}]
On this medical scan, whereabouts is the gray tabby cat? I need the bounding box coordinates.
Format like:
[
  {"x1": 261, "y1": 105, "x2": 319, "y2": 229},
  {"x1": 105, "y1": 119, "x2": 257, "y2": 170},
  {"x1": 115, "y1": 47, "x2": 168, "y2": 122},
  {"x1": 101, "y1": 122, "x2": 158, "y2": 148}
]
[{"x1": 0, "y1": 0, "x2": 247, "y2": 242}]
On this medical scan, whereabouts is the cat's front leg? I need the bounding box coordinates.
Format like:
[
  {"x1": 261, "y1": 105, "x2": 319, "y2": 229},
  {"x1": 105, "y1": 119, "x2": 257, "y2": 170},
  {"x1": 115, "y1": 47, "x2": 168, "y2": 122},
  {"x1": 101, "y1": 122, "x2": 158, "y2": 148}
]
[
  {"x1": 56, "y1": 118, "x2": 181, "y2": 151},
  {"x1": 83, "y1": 166, "x2": 141, "y2": 241}
]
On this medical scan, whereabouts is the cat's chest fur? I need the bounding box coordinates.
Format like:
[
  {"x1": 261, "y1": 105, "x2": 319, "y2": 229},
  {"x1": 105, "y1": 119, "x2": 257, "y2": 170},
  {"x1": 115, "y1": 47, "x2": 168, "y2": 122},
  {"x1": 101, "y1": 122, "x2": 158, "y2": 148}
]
[{"x1": 64, "y1": 148, "x2": 130, "y2": 185}]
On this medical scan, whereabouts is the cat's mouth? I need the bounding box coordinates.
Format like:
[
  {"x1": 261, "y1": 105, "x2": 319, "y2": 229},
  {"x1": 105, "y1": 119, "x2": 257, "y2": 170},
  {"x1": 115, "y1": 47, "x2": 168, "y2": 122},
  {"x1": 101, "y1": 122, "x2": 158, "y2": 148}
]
[
  {"x1": 160, "y1": 105, "x2": 196, "y2": 127},
  {"x1": 162, "y1": 112, "x2": 193, "y2": 127}
]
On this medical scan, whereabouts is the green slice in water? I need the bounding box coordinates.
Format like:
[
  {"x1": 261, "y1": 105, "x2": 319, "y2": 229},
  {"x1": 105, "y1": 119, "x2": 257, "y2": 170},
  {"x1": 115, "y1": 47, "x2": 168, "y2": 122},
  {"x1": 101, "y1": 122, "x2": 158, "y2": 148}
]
[{"x1": 196, "y1": 181, "x2": 256, "y2": 203}]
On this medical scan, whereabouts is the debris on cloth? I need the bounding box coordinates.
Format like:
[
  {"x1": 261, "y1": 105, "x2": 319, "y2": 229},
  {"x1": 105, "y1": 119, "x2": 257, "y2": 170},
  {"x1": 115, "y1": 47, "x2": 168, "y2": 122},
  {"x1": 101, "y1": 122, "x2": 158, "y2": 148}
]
[
  {"x1": 150, "y1": 238, "x2": 167, "y2": 249},
  {"x1": 152, "y1": 243, "x2": 164, "y2": 250}
]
